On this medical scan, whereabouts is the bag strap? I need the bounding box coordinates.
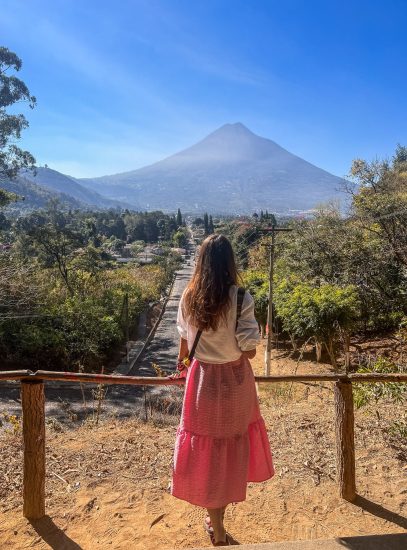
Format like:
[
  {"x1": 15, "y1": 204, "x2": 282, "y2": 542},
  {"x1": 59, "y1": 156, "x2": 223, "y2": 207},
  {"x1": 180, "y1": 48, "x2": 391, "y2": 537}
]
[
  {"x1": 188, "y1": 329, "x2": 202, "y2": 363},
  {"x1": 235, "y1": 286, "x2": 245, "y2": 330},
  {"x1": 188, "y1": 286, "x2": 246, "y2": 363}
]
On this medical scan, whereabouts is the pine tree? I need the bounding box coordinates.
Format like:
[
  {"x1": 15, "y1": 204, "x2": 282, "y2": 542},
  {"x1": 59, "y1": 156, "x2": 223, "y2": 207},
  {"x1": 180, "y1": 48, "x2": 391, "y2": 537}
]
[
  {"x1": 176, "y1": 208, "x2": 182, "y2": 226},
  {"x1": 208, "y1": 215, "x2": 215, "y2": 234},
  {"x1": 203, "y1": 213, "x2": 209, "y2": 235}
]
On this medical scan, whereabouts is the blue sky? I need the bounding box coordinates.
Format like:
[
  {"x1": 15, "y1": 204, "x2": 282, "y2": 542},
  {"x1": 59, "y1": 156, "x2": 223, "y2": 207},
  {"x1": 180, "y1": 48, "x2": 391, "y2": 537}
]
[{"x1": 1, "y1": 0, "x2": 406, "y2": 178}]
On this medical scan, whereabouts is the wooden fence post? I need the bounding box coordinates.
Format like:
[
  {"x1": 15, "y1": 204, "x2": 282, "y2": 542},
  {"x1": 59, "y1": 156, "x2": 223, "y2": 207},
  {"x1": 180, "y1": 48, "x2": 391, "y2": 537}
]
[
  {"x1": 21, "y1": 379, "x2": 45, "y2": 519},
  {"x1": 334, "y1": 380, "x2": 356, "y2": 501}
]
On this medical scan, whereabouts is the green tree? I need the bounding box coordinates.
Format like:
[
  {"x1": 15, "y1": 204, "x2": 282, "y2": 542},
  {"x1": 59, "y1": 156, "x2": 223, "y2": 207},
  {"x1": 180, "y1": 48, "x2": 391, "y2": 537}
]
[
  {"x1": 275, "y1": 281, "x2": 360, "y2": 369},
  {"x1": 173, "y1": 229, "x2": 188, "y2": 248},
  {"x1": 204, "y1": 212, "x2": 209, "y2": 235},
  {"x1": 269, "y1": 213, "x2": 277, "y2": 226},
  {"x1": 0, "y1": 47, "x2": 36, "y2": 206},
  {"x1": 19, "y1": 205, "x2": 84, "y2": 294},
  {"x1": 349, "y1": 148, "x2": 407, "y2": 269},
  {"x1": 208, "y1": 215, "x2": 215, "y2": 234},
  {"x1": 176, "y1": 208, "x2": 182, "y2": 227},
  {"x1": 241, "y1": 270, "x2": 269, "y2": 336}
]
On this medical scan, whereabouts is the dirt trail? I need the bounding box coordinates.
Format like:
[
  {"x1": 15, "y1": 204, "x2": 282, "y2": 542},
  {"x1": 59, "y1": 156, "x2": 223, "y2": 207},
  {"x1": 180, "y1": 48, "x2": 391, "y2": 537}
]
[{"x1": 1, "y1": 343, "x2": 406, "y2": 549}]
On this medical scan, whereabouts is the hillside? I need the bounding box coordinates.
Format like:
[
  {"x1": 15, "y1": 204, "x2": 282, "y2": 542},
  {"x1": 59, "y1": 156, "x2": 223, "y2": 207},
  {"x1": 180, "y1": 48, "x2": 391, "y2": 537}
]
[
  {"x1": 1, "y1": 174, "x2": 84, "y2": 210},
  {"x1": 20, "y1": 167, "x2": 128, "y2": 209},
  {"x1": 79, "y1": 123, "x2": 347, "y2": 214}
]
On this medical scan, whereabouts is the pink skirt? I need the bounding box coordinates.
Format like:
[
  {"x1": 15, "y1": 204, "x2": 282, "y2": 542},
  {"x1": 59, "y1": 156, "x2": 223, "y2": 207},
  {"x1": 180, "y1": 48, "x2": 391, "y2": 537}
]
[{"x1": 171, "y1": 355, "x2": 274, "y2": 508}]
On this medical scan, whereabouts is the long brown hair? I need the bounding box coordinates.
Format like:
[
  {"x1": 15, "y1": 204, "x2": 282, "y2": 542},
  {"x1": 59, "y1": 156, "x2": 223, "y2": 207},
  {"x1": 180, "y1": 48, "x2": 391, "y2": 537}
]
[{"x1": 183, "y1": 234, "x2": 239, "y2": 331}]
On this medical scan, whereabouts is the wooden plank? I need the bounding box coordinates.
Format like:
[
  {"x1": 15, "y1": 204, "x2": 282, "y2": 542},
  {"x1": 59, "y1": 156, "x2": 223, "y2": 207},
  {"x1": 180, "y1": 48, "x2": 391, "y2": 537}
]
[
  {"x1": 0, "y1": 370, "x2": 32, "y2": 380},
  {"x1": 21, "y1": 379, "x2": 46, "y2": 519}
]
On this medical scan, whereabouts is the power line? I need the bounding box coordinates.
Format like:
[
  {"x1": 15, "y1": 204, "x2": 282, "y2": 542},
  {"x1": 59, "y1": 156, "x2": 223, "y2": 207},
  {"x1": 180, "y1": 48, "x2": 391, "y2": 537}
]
[
  {"x1": 235, "y1": 225, "x2": 271, "y2": 250},
  {"x1": 235, "y1": 228, "x2": 259, "y2": 248},
  {"x1": 235, "y1": 226, "x2": 291, "y2": 260},
  {"x1": 351, "y1": 206, "x2": 407, "y2": 223}
]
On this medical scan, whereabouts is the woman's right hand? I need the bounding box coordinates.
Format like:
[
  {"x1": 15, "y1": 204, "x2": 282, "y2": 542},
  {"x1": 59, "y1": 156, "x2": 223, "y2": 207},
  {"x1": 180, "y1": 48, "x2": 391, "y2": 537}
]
[{"x1": 167, "y1": 360, "x2": 188, "y2": 380}]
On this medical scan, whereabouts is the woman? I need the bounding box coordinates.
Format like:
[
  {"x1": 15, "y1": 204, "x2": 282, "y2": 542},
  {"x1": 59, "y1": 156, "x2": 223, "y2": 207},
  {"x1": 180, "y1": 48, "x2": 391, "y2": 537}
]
[{"x1": 170, "y1": 234, "x2": 274, "y2": 546}]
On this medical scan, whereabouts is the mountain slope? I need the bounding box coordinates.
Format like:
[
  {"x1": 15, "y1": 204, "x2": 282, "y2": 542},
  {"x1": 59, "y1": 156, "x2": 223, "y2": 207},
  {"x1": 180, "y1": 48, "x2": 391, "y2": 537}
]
[
  {"x1": 80, "y1": 123, "x2": 347, "y2": 213},
  {"x1": 1, "y1": 175, "x2": 84, "y2": 210},
  {"x1": 21, "y1": 167, "x2": 130, "y2": 209}
]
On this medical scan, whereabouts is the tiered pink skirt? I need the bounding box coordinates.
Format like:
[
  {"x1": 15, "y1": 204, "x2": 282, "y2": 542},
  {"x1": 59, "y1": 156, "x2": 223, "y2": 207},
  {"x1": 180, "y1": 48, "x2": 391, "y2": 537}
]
[{"x1": 171, "y1": 355, "x2": 274, "y2": 508}]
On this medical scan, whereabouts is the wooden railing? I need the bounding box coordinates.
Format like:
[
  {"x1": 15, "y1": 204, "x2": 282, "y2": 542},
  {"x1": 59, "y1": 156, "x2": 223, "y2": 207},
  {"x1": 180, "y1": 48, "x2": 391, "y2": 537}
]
[{"x1": 1, "y1": 370, "x2": 406, "y2": 519}]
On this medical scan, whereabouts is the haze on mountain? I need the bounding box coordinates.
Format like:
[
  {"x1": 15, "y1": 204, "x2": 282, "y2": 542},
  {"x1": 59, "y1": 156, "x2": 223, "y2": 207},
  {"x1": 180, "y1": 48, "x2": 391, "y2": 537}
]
[
  {"x1": 2, "y1": 173, "x2": 84, "y2": 211},
  {"x1": 79, "y1": 123, "x2": 347, "y2": 214},
  {"x1": 4, "y1": 167, "x2": 129, "y2": 211},
  {"x1": 19, "y1": 167, "x2": 128, "y2": 209}
]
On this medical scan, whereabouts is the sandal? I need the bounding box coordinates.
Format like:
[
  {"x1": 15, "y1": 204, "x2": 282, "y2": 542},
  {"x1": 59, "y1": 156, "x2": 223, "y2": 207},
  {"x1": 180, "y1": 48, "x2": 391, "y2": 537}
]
[{"x1": 203, "y1": 509, "x2": 226, "y2": 535}]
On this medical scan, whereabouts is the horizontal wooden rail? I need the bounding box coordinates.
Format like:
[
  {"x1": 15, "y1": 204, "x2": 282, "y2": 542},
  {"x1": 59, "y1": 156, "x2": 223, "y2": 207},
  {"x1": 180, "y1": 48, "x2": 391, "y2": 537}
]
[
  {"x1": 0, "y1": 370, "x2": 32, "y2": 380},
  {"x1": 1, "y1": 369, "x2": 406, "y2": 384}
]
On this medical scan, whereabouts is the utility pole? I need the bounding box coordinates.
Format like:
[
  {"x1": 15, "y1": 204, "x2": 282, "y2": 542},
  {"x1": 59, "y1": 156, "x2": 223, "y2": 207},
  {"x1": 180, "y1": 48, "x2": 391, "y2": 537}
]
[
  {"x1": 263, "y1": 226, "x2": 293, "y2": 376},
  {"x1": 265, "y1": 226, "x2": 275, "y2": 375},
  {"x1": 124, "y1": 293, "x2": 129, "y2": 363}
]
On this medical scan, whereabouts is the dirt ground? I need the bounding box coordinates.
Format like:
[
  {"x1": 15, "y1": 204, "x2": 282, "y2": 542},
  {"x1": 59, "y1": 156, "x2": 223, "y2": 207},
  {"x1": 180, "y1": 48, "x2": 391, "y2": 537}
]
[{"x1": 0, "y1": 341, "x2": 406, "y2": 549}]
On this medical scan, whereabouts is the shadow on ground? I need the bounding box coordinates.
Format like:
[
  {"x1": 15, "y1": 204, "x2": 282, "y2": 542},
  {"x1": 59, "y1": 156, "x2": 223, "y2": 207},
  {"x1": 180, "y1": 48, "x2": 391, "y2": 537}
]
[
  {"x1": 353, "y1": 494, "x2": 407, "y2": 530},
  {"x1": 30, "y1": 516, "x2": 83, "y2": 550},
  {"x1": 337, "y1": 532, "x2": 407, "y2": 549}
]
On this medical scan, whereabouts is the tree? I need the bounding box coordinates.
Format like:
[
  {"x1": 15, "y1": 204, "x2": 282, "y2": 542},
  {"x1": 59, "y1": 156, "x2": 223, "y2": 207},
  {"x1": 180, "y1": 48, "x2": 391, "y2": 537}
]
[
  {"x1": 0, "y1": 47, "x2": 36, "y2": 206},
  {"x1": 241, "y1": 270, "x2": 269, "y2": 336},
  {"x1": 203, "y1": 212, "x2": 209, "y2": 235},
  {"x1": 274, "y1": 281, "x2": 360, "y2": 368},
  {"x1": 0, "y1": 188, "x2": 19, "y2": 207},
  {"x1": 173, "y1": 229, "x2": 188, "y2": 248},
  {"x1": 20, "y1": 205, "x2": 84, "y2": 294},
  {"x1": 208, "y1": 215, "x2": 215, "y2": 234},
  {"x1": 176, "y1": 208, "x2": 182, "y2": 227},
  {"x1": 349, "y1": 148, "x2": 407, "y2": 269}
]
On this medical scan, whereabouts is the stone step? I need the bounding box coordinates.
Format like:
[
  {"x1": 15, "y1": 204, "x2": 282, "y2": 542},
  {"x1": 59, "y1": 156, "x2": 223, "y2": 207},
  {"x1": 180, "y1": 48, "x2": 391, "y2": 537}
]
[{"x1": 190, "y1": 533, "x2": 407, "y2": 550}]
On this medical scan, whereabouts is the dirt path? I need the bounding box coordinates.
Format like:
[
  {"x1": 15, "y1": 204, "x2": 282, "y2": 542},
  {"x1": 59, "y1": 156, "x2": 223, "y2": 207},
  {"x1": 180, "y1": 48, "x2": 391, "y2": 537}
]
[{"x1": 1, "y1": 343, "x2": 406, "y2": 549}]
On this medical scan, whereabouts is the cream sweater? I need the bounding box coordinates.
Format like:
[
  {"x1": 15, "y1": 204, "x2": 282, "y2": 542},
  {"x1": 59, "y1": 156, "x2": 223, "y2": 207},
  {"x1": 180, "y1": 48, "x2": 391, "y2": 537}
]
[{"x1": 176, "y1": 285, "x2": 261, "y2": 364}]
